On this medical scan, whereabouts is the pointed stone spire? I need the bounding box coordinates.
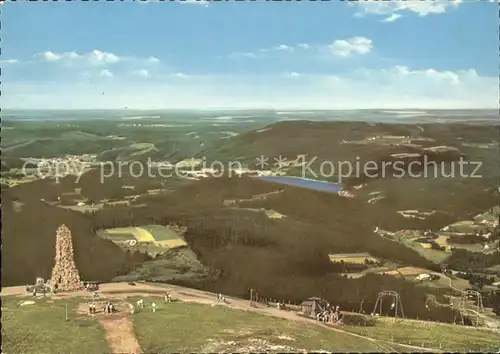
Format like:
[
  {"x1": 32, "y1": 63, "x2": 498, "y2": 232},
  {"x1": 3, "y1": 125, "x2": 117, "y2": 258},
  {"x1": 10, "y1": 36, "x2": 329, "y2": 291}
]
[{"x1": 50, "y1": 224, "x2": 84, "y2": 292}]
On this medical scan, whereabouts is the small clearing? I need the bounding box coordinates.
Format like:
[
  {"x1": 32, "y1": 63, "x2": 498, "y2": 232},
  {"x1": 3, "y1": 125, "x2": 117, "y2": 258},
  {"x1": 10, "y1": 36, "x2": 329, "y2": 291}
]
[{"x1": 328, "y1": 253, "x2": 379, "y2": 264}]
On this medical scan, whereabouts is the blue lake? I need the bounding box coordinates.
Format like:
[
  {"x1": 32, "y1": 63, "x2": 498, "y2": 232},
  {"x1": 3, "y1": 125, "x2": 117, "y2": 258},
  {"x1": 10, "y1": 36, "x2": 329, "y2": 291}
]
[{"x1": 255, "y1": 175, "x2": 342, "y2": 194}]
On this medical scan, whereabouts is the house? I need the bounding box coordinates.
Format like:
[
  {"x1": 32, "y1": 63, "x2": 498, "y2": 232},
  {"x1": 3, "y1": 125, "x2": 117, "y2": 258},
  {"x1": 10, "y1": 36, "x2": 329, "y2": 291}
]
[{"x1": 300, "y1": 297, "x2": 328, "y2": 318}]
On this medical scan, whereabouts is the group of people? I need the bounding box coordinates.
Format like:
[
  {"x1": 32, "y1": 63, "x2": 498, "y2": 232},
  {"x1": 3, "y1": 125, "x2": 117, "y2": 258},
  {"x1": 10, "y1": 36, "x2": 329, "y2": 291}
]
[
  {"x1": 130, "y1": 295, "x2": 168, "y2": 314},
  {"x1": 217, "y1": 293, "x2": 227, "y2": 303},
  {"x1": 276, "y1": 301, "x2": 289, "y2": 311},
  {"x1": 88, "y1": 303, "x2": 97, "y2": 314},
  {"x1": 83, "y1": 282, "x2": 99, "y2": 292},
  {"x1": 104, "y1": 302, "x2": 116, "y2": 314},
  {"x1": 87, "y1": 301, "x2": 115, "y2": 314},
  {"x1": 316, "y1": 304, "x2": 343, "y2": 324},
  {"x1": 137, "y1": 299, "x2": 156, "y2": 312},
  {"x1": 86, "y1": 292, "x2": 173, "y2": 316}
]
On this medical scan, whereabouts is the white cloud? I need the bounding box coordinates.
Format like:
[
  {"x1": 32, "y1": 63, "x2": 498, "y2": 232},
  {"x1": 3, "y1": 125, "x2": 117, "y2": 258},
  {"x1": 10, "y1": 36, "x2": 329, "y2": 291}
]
[
  {"x1": 100, "y1": 69, "x2": 113, "y2": 78},
  {"x1": 354, "y1": 0, "x2": 462, "y2": 19},
  {"x1": 147, "y1": 56, "x2": 161, "y2": 64},
  {"x1": 276, "y1": 44, "x2": 293, "y2": 51},
  {"x1": 36, "y1": 50, "x2": 159, "y2": 67},
  {"x1": 229, "y1": 52, "x2": 263, "y2": 59},
  {"x1": 41, "y1": 51, "x2": 80, "y2": 62},
  {"x1": 0, "y1": 59, "x2": 19, "y2": 65},
  {"x1": 382, "y1": 14, "x2": 402, "y2": 23},
  {"x1": 4, "y1": 67, "x2": 495, "y2": 109},
  {"x1": 329, "y1": 37, "x2": 373, "y2": 57},
  {"x1": 89, "y1": 50, "x2": 120, "y2": 64},
  {"x1": 178, "y1": 0, "x2": 209, "y2": 7},
  {"x1": 129, "y1": 69, "x2": 149, "y2": 78},
  {"x1": 229, "y1": 42, "x2": 310, "y2": 59},
  {"x1": 355, "y1": 65, "x2": 466, "y2": 85},
  {"x1": 38, "y1": 50, "x2": 120, "y2": 65},
  {"x1": 283, "y1": 72, "x2": 300, "y2": 78},
  {"x1": 172, "y1": 72, "x2": 189, "y2": 79}
]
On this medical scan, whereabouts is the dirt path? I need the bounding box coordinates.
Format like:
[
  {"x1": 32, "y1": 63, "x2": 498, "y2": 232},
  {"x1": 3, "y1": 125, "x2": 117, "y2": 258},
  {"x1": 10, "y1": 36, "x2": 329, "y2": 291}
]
[{"x1": 76, "y1": 302, "x2": 142, "y2": 354}]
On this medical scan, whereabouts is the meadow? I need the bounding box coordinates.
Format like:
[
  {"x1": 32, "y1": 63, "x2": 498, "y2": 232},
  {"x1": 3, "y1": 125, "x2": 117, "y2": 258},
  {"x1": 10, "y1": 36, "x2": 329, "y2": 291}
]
[
  {"x1": 1, "y1": 297, "x2": 110, "y2": 354},
  {"x1": 345, "y1": 316, "x2": 500, "y2": 352},
  {"x1": 99, "y1": 225, "x2": 187, "y2": 249},
  {"x1": 132, "y1": 299, "x2": 393, "y2": 353},
  {"x1": 4, "y1": 293, "x2": 495, "y2": 353}
]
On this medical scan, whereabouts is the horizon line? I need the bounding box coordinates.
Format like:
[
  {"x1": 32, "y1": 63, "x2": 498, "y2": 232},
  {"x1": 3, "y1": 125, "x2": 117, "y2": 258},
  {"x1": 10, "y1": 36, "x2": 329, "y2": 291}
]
[{"x1": 2, "y1": 108, "x2": 497, "y2": 111}]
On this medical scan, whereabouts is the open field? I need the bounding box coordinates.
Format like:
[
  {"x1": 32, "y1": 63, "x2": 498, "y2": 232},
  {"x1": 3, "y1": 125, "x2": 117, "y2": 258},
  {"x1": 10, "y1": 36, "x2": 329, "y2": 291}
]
[
  {"x1": 99, "y1": 225, "x2": 187, "y2": 249},
  {"x1": 447, "y1": 220, "x2": 490, "y2": 234},
  {"x1": 3, "y1": 282, "x2": 499, "y2": 353},
  {"x1": 133, "y1": 300, "x2": 388, "y2": 353},
  {"x1": 133, "y1": 227, "x2": 157, "y2": 242},
  {"x1": 328, "y1": 253, "x2": 379, "y2": 264},
  {"x1": 410, "y1": 247, "x2": 450, "y2": 264},
  {"x1": 141, "y1": 225, "x2": 185, "y2": 241},
  {"x1": 345, "y1": 316, "x2": 500, "y2": 352},
  {"x1": 426, "y1": 274, "x2": 470, "y2": 291},
  {"x1": 0, "y1": 283, "x2": 418, "y2": 353},
  {"x1": 392, "y1": 231, "x2": 451, "y2": 264},
  {"x1": 379, "y1": 267, "x2": 429, "y2": 276},
  {"x1": 474, "y1": 207, "x2": 500, "y2": 222},
  {"x1": 2, "y1": 297, "x2": 110, "y2": 354}
]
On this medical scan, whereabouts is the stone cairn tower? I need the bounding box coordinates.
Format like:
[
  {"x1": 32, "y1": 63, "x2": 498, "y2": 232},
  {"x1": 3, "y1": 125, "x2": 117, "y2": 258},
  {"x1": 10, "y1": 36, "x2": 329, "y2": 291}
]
[{"x1": 50, "y1": 224, "x2": 84, "y2": 292}]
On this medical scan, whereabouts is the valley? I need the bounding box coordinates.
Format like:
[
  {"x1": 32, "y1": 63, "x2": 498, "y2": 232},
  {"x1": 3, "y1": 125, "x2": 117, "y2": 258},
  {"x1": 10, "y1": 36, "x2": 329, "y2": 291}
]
[{"x1": 2, "y1": 110, "x2": 500, "y2": 352}]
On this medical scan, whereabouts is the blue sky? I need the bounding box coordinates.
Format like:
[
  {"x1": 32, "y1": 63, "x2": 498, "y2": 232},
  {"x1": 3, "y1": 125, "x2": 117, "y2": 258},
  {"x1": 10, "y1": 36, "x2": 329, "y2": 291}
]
[{"x1": 1, "y1": 0, "x2": 497, "y2": 109}]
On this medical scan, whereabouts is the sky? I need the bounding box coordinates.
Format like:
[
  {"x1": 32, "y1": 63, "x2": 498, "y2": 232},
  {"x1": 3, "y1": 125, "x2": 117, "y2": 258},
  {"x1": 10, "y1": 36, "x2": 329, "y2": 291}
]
[{"x1": 1, "y1": 0, "x2": 498, "y2": 109}]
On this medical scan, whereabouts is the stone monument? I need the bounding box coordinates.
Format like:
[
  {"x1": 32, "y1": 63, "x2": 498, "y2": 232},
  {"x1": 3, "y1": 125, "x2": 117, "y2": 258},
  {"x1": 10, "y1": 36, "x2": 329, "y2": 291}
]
[{"x1": 50, "y1": 224, "x2": 84, "y2": 292}]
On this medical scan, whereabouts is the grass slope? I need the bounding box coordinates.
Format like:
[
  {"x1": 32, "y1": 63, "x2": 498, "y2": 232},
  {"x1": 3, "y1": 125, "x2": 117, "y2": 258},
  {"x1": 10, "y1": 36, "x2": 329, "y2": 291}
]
[
  {"x1": 3, "y1": 293, "x2": 498, "y2": 353},
  {"x1": 133, "y1": 300, "x2": 384, "y2": 352},
  {"x1": 1, "y1": 297, "x2": 109, "y2": 354},
  {"x1": 345, "y1": 316, "x2": 500, "y2": 352}
]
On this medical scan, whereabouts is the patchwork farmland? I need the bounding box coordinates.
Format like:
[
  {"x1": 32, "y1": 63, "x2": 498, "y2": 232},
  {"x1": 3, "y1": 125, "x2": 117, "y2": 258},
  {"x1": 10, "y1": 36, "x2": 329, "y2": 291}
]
[{"x1": 98, "y1": 225, "x2": 187, "y2": 253}]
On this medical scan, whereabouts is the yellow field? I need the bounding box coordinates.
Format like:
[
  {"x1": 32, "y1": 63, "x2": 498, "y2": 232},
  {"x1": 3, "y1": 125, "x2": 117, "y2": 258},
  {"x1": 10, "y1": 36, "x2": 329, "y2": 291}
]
[
  {"x1": 103, "y1": 226, "x2": 187, "y2": 249},
  {"x1": 155, "y1": 239, "x2": 188, "y2": 249},
  {"x1": 104, "y1": 227, "x2": 155, "y2": 242},
  {"x1": 418, "y1": 243, "x2": 433, "y2": 249},
  {"x1": 133, "y1": 227, "x2": 156, "y2": 242},
  {"x1": 434, "y1": 235, "x2": 452, "y2": 252}
]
